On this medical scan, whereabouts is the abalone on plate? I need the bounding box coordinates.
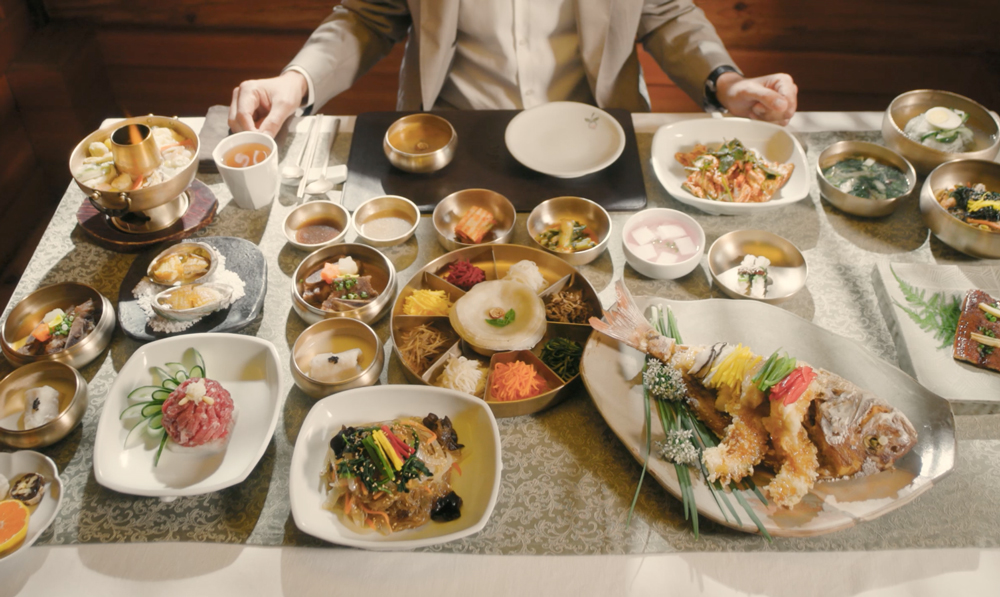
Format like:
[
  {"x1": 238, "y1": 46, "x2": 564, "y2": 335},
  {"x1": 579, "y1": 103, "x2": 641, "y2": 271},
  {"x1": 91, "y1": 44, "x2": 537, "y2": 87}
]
[
  {"x1": 152, "y1": 282, "x2": 233, "y2": 321},
  {"x1": 449, "y1": 280, "x2": 546, "y2": 355},
  {"x1": 147, "y1": 242, "x2": 218, "y2": 286}
]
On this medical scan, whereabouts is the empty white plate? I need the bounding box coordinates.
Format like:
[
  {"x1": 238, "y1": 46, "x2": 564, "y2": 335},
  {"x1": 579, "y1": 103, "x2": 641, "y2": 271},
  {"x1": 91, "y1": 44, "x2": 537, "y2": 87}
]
[
  {"x1": 505, "y1": 102, "x2": 625, "y2": 178},
  {"x1": 93, "y1": 333, "x2": 283, "y2": 498},
  {"x1": 290, "y1": 385, "x2": 502, "y2": 550},
  {"x1": 650, "y1": 117, "x2": 809, "y2": 215},
  {"x1": 0, "y1": 451, "x2": 62, "y2": 561}
]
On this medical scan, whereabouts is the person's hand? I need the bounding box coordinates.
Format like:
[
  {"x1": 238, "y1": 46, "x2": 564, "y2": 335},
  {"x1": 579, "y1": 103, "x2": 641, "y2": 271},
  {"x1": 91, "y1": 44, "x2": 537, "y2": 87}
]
[
  {"x1": 715, "y1": 72, "x2": 797, "y2": 126},
  {"x1": 228, "y1": 71, "x2": 308, "y2": 137}
]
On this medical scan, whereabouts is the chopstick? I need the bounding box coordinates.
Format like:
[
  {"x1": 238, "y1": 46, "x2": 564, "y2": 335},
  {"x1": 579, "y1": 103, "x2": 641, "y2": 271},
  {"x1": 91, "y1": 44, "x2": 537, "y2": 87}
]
[{"x1": 297, "y1": 114, "x2": 324, "y2": 199}]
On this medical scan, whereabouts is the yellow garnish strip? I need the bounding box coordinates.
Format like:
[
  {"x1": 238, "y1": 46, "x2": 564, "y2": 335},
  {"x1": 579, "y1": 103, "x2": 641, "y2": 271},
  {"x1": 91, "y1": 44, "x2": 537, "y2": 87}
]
[
  {"x1": 372, "y1": 430, "x2": 404, "y2": 470},
  {"x1": 966, "y1": 199, "x2": 1000, "y2": 213},
  {"x1": 709, "y1": 344, "x2": 762, "y2": 390},
  {"x1": 978, "y1": 302, "x2": 1000, "y2": 319},
  {"x1": 402, "y1": 289, "x2": 453, "y2": 316},
  {"x1": 971, "y1": 333, "x2": 1000, "y2": 348}
]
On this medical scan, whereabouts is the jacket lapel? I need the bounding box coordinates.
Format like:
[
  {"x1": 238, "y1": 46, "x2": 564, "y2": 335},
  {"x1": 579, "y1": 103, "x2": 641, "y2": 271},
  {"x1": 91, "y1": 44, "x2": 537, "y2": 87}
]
[{"x1": 579, "y1": 0, "x2": 641, "y2": 108}]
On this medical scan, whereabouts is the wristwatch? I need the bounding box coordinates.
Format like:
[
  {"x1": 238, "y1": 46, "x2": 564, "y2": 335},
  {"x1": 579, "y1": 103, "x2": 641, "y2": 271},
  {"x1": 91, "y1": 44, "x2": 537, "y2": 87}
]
[{"x1": 703, "y1": 65, "x2": 741, "y2": 113}]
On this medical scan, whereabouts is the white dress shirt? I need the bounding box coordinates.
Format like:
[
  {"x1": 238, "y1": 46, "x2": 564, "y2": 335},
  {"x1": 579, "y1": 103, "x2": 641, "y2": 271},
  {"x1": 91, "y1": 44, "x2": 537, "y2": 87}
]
[{"x1": 288, "y1": 0, "x2": 594, "y2": 111}]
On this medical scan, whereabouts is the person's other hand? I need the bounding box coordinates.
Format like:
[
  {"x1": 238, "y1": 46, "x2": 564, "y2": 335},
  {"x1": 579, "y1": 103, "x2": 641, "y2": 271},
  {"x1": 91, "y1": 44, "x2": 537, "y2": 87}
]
[
  {"x1": 715, "y1": 72, "x2": 798, "y2": 126},
  {"x1": 228, "y1": 71, "x2": 308, "y2": 137}
]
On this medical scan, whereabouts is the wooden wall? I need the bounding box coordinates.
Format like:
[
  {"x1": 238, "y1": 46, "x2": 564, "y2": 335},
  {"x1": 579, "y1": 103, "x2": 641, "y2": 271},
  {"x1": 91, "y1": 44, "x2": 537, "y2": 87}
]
[{"x1": 39, "y1": 0, "x2": 1000, "y2": 116}]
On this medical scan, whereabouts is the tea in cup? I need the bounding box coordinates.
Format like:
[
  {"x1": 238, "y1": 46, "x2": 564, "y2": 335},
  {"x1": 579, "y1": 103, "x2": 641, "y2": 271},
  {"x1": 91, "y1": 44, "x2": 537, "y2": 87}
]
[{"x1": 213, "y1": 131, "x2": 279, "y2": 210}]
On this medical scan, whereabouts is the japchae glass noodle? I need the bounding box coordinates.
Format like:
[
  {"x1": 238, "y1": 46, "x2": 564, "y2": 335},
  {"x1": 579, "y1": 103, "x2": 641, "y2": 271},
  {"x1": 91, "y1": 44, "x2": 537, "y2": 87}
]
[
  {"x1": 322, "y1": 414, "x2": 464, "y2": 534},
  {"x1": 398, "y1": 324, "x2": 450, "y2": 374},
  {"x1": 503, "y1": 260, "x2": 546, "y2": 293},
  {"x1": 435, "y1": 355, "x2": 487, "y2": 397},
  {"x1": 489, "y1": 360, "x2": 550, "y2": 401},
  {"x1": 403, "y1": 289, "x2": 453, "y2": 316},
  {"x1": 545, "y1": 289, "x2": 593, "y2": 323}
]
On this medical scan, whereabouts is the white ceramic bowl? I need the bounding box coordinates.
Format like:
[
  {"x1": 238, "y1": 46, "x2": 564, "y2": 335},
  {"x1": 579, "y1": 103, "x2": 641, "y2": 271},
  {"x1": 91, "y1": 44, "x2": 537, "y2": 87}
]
[
  {"x1": 290, "y1": 385, "x2": 502, "y2": 550},
  {"x1": 505, "y1": 102, "x2": 625, "y2": 178},
  {"x1": 622, "y1": 208, "x2": 705, "y2": 279},
  {"x1": 650, "y1": 117, "x2": 809, "y2": 215},
  {"x1": 0, "y1": 450, "x2": 63, "y2": 561}
]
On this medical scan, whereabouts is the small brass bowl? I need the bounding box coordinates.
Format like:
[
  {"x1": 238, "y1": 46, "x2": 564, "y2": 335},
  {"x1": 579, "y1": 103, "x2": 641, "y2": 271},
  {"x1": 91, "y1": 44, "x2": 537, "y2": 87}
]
[
  {"x1": 707, "y1": 230, "x2": 807, "y2": 304},
  {"x1": 817, "y1": 141, "x2": 917, "y2": 218},
  {"x1": 2, "y1": 283, "x2": 115, "y2": 369},
  {"x1": 432, "y1": 189, "x2": 516, "y2": 251},
  {"x1": 291, "y1": 318, "x2": 384, "y2": 398},
  {"x1": 919, "y1": 159, "x2": 1000, "y2": 259},
  {"x1": 291, "y1": 243, "x2": 396, "y2": 325},
  {"x1": 383, "y1": 113, "x2": 457, "y2": 173},
  {"x1": 526, "y1": 196, "x2": 612, "y2": 266},
  {"x1": 882, "y1": 90, "x2": 1000, "y2": 175},
  {"x1": 283, "y1": 200, "x2": 351, "y2": 251},
  {"x1": 0, "y1": 361, "x2": 88, "y2": 449},
  {"x1": 352, "y1": 195, "x2": 420, "y2": 248}
]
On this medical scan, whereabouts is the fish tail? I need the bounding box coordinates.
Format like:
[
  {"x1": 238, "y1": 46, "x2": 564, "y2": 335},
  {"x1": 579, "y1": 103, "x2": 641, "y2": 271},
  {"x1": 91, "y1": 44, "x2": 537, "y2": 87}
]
[{"x1": 589, "y1": 280, "x2": 658, "y2": 352}]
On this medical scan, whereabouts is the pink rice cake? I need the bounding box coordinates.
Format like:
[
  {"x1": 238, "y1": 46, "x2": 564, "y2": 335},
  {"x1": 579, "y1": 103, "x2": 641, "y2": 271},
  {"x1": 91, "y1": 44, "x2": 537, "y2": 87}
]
[{"x1": 161, "y1": 378, "x2": 235, "y2": 448}]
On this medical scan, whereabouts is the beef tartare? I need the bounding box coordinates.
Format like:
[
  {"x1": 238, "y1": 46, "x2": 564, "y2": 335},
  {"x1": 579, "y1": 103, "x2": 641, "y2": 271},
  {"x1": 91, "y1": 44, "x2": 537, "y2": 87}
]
[{"x1": 161, "y1": 378, "x2": 235, "y2": 448}]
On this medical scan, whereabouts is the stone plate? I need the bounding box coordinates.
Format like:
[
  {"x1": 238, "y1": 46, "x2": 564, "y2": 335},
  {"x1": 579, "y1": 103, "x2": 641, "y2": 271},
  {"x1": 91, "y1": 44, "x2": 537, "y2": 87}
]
[{"x1": 117, "y1": 236, "x2": 267, "y2": 342}]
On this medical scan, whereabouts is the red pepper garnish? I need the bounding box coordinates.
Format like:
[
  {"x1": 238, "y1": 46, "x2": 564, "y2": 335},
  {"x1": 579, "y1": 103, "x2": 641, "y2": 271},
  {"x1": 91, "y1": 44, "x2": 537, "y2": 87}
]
[
  {"x1": 769, "y1": 366, "x2": 816, "y2": 406},
  {"x1": 381, "y1": 425, "x2": 414, "y2": 459}
]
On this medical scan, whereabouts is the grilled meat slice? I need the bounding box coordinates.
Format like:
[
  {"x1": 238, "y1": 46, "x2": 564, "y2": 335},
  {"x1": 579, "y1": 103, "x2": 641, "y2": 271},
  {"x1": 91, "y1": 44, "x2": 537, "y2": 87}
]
[{"x1": 953, "y1": 289, "x2": 1000, "y2": 373}]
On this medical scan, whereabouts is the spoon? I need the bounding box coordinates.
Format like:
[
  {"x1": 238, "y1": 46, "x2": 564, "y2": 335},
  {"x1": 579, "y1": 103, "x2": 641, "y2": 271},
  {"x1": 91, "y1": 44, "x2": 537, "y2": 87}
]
[
  {"x1": 305, "y1": 118, "x2": 342, "y2": 196},
  {"x1": 281, "y1": 114, "x2": 321, "y2": 181}
]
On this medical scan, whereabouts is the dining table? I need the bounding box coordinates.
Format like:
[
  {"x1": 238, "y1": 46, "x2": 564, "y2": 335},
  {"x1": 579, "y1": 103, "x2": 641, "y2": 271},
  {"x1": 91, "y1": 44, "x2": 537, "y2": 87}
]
[{"x1": 1, "y1": 110, "x2": 999, "y2": 597}]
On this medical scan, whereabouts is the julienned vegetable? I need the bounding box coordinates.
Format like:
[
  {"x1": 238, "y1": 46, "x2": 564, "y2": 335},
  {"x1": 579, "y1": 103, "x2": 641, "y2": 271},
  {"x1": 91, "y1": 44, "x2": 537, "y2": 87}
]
[
  {"x1": 535, "y1": 219, "x2": 598, "y2": 253},
  {"x1": 539, "y1": 337, "x2": 583, "y2": 381},
  {"x1": 751, "y1": 350, "x2": 797, "y2": 393},
  {"x1": 768, "y1": 365, "x2": 816, "y2": 406}
]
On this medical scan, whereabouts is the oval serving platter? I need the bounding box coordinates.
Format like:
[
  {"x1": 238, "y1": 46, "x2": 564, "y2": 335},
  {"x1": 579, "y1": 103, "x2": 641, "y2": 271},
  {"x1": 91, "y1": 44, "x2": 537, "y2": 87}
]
[
  {"x1": 581, "y1": 295, "x2": 955, "y2": 537},
  {"x1": 391, "y1": 245, "x2": 600, "y2": 418},
  {"x1": 117, "y1": 236, "x2": 267, "y2": 342}
]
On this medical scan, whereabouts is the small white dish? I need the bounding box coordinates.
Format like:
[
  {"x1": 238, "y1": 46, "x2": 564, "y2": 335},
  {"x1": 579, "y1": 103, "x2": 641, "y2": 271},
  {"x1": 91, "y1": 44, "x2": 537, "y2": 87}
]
[
  {"x1": 622, "y1": 208, "x2": 705, "y2": 280},
  {"x1": 0, "y1": 450, "x2": 63, "y2": 561},
  {"x1": 290, "y1": 385, "x2": 502, "y2": 550},
  {"x1": 505, "y1": 102, "x2": 625, "y2": 178},
  {"x1": 93, "y1": 333, "x2": 283, "y2": 497},
  {"x1": 650, "y1": 117, "x2": 809, "y2": 215}
]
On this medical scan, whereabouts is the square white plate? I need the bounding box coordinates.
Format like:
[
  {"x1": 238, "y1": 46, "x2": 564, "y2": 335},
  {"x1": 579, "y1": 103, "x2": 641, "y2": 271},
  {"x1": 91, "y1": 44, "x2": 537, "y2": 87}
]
[
  {"x1": 290, "y1": 385, "x2": 502, "y2": 550},
  {"x1": 650, "y1": 117, "x2": 809, "y2": 215},
  {"x1": 0, "y1": 451, "x2": 62, "y2": 561},
  {"x1": 874, "y1": 261, "x2": 1000, "y2": 409},
  {"x1": 93, "y1": 333, "x2": 283, "y2": 497}
]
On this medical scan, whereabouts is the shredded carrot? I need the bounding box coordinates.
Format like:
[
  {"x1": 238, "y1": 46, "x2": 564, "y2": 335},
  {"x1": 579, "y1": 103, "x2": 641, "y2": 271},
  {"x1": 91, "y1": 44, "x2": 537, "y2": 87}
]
[
  {"x1": 131, "y1": 174, "x2": 144, "y2": 190},
  {"x1": 451, "y1": 462, "x2": 462, "y2": 476},
  {"x1": 409, "y1": 422, "x2": 438, "y2": 446},
  {"x1": 343, "y1": 492, "x2": 353, "y2": 515},
  {"x1": 489, "y1": 361, "x2": 549, "y2": 401},
  {"x1": 358, "y1": 502, "x2": 393, "y2": 533},
  {"x1": 366, "y1": 518, "x2": 376, "y2": 530}
]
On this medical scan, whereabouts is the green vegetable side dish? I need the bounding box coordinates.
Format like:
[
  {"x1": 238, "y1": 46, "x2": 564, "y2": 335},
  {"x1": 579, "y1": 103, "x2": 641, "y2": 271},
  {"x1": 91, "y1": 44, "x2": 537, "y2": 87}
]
[
  {"x1": 121, "y1": 348, "x2": 206, "y2": 466},
  {"x1": 890, "y1": 266, "x2": 962, "y2": 349},
  {"x1": 535, "y1": 220, "x2": 598, "y2": 253},
  {"x1": 485, "y1": 308, "x2": 516, "y2": 328},
  {"x1": 822, "y1": 156, "x2": 910, "y2": 201},
  {"x1": 539, "y1": 338, "x2": 583, "y2": 381}
]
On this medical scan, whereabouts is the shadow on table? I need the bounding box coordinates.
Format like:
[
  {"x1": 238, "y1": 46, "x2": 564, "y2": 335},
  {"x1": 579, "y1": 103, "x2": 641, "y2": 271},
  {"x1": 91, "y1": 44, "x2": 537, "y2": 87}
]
[
  {"x1": 821, "y1": 193, "x2": 929, "y2": 254},
  {"x1": 929, "y1": 235, "x2": 984, "y2": 264},
  {"x1": 76, "y1": 543, "x2": 244, "y2": 581}
]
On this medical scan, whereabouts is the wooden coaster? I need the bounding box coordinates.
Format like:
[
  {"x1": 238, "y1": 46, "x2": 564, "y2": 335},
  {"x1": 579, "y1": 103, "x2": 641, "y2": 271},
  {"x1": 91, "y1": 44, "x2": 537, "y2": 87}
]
[{"x1": 76, "y1": 179, "x2": 218, "y2": 253}]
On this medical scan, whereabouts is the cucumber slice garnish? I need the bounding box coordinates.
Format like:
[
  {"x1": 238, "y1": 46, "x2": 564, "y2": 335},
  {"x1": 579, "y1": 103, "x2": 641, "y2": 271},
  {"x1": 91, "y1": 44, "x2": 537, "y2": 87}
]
[
  {"x1": 147, "y1": 413, "x2": 164, "y2": 430},
  {"x1": 124, "y1": 416, "x2": 150, "y2": 448},
  {"x1": 152, "y1": 388, "x2": 171, "y2": 401},
  {"x1": 153, "y1": 432, "x2": 169, "y2": 466},
  {"x1": 188, "y1": 365, "x2": 204, "y2": 379},
  {"x1": 121, "y1": 401, "x2": 155, "y2": 420},
  {"x1": 141, "y1": 403, "x2": 163, "y2": 418},
  {"x1": 152, "y1": 367, "x2": 177, "y2": 386},
  {"x1": 165, "y1": 362, "x2": 187, "y2": 377},
  {"x1": 174, "y1": 369, "x2": 189, "y2": 383},
  {"x1": 128, "y1": 386, "x2": 163, "y2": 401},
  {"x1": 161, "y1": 378, "x2": 179, "y2": 391},
  {"x1": 192, "y1": 349, "x2": 206, "y2": 378}
]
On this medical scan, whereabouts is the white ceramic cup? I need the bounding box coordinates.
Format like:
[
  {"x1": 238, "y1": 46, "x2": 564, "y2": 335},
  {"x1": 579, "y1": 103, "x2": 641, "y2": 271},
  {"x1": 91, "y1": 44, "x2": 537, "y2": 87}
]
[{"x1": 213, "y1": 131, "x2": 280, "y2": 210}]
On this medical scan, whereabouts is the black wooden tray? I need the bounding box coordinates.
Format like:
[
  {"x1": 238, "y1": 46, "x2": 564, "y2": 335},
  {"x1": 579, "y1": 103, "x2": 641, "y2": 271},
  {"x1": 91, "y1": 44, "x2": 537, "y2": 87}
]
[
  {"x1": 342, "y1": 109, "x2": 647, "y2": 212},
  {"x1": 117, "y1": 236, "x2": 267, "y2": 342}
]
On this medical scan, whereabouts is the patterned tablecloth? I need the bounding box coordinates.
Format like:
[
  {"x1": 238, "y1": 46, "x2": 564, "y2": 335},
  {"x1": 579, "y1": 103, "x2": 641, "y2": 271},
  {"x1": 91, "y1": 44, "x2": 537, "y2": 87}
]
[{"x1": 3, "y1": 121, "x2": 999, "y2": 555}]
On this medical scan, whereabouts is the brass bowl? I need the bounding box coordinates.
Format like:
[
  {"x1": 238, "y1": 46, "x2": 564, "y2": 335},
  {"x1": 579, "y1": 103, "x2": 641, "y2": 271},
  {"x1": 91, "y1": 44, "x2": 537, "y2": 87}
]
[
  {"x1": 920, "y1": 159, "x2": 1000, "y2": 259},
  {"x1": 432, "y1": 189, "x2": 516, "y2": 251},
  {"x1": 2, "y1": 283, "x2": 115, "y2": 369},
  {"x1": 526, "y1": 196, "x2": 612, "y2": 266},
  {"x1": 351, "y1": 195, "x2": 420, "y2": 248},
  {"x1": 882, "y1": 90, "x2": 1000, "y2": 175},
  {"x1": 383, "y1": 113, "x2": 457, "y2": 173},
  {"x1": 69, "y1": 115, "x2": 200, "y2": 215},
  {"x1": 291, "y1": 243, "x2": 396, "y2": 325},
  {"x1": 290, "y1": 318, "x2": 384, "y2": 398},
  {"x1": 707, "y1": 230, "x2": 807, "y2": 304},
  {"x1": 283, "y1": 200, "x2": 351, "y2": 251},
  {"x1": 817, "y1": 141, "x2": 917, "y2": 218},
  {"x1": 0, "y1": 361, "x2": 88, "y2": 449}
]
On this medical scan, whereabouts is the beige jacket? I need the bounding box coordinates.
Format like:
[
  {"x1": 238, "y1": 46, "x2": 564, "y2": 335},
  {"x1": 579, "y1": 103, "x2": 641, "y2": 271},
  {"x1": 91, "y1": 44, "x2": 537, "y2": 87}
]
[{"x1": 287, "y1": 0, "x2": 737, "y2": 112}]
